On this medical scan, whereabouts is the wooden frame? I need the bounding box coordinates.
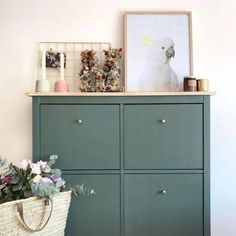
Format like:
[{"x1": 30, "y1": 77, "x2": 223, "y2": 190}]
[{"x1": 124, "y1": 11, "x2": 193, "y2": 92}]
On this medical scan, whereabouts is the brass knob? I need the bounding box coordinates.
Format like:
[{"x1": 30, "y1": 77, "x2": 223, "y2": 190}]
[
  {"x1": 160, "y1": 119, "x2": 166, "y2": 124},
  {"x1": 160, "y1": 189, "x2": 167, "y2": 195},
  {"x1": 75, "y1": 119, "x2": 82, "y2": 124}
]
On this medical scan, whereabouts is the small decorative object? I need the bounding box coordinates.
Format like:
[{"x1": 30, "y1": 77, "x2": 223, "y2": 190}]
[
  {"x1": 103, "y1": 48, "x2": 123, "y2": 92},
  {"x1": 197, "y1": 79, "x2": 209, "y2": 92},
  {"x1": 183, "y1": 76, "x2": 197, "y2": 91},
  {"x1": 0, "y1": 155, "x2": 94, "y2": 235},
  {"x1": 79, "y1": 48, "x2": 123, "y2": 92},
  {"x1": 46, "y1": 50, "x2": 66, "y2": 68},
  {"x1": 35, "y1": 50, "x2": 50, "y2": 92},
  {"x1": 54, "y1": 52, "x2": 69, "y2": 92},
  {"x1": 124, "y1": 11, "x2": 193, "y2": 92},
  {"x1": 79, "y1": 50, "x2": 104, "y2": 92}
]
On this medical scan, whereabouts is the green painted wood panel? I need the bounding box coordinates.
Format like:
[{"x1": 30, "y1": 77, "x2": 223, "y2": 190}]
[
  {"x1": 63, "y1": 174, "x2": 121, "y2": 236},
  {"x1": 125, "y1": 174, "x2": 203, "y2": 236},
  {"x1": 124, "y1": 104, "x2": 203, "y2": 169},
  {"x1": 40, "y1": 105, "x2": 120, "y2": 169},
  {"x1": 32, "y1": 96, "x2": 210, "y2": 236},
  {"x1": 203, "y1": 96, "x2": 211, "y2": 236},
  {"x1": 38, "y1": 96, "x2": 203, "y2": 105}
]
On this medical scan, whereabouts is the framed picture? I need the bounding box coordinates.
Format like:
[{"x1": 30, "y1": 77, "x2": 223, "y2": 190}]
[{"x1": 124, "y1": 11, "x2": 193, "y2": 92}]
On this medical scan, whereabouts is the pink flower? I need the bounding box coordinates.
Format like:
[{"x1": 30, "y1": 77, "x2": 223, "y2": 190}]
[
  {"x1": 0, "y1": 175, "x2": 14, "y2": 185},
  {"x1": 52, "y1": 177, "x2": 65, "y2": 188}
]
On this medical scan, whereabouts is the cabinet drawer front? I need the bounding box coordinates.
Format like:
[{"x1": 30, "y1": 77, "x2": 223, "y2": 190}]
[
  {"x1": 125, "y1": 174, "x2": 203, "y2": 236},
  {"x1": 64, "y1": 174, "x2": 120, "y2": 236},
  {"x1": 40, "y1": 105, "x2": 120, "y2": 169},
  {"x1": 124, "y1": 104, "x2": 203, "y2": 169}
]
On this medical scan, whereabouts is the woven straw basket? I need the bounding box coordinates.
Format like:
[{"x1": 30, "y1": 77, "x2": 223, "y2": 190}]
[{"x1": 0, "y1": 190, "x2": 71, "y2": 236}]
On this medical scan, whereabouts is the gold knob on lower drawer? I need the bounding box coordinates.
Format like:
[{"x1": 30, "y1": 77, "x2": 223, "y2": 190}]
[
  {"x1": 160, "y1": 119, "x2": 166, "y2": 124},
  {"x1": 75, "y1": 119, "x2": 82, "y2": 124},
  {"x1": 160, "y1": 189, "x2": 167, "y2": 195}
]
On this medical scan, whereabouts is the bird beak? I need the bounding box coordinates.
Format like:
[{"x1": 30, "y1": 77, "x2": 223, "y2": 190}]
[{"x1": 166, "y1": 47, "x2": 175, "y2": 59}]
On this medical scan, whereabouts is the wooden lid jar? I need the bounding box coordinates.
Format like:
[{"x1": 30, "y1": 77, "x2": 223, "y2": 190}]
[{"x1": 183, "y1": 76, "x2": 197, "y2": 92}]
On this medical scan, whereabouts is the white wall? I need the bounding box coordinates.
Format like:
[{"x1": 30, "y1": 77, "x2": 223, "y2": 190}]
[{"x1": 0, "y1": 0, "x2": 236, "y2": 235}]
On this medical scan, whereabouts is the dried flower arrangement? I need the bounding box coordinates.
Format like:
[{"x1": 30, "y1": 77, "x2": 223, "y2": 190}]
[
  {"x1": 79, "y1": 48, "x2": 123, "y2": 92},
  {"x1": 79, "y1": 50, "x2": 104, "y2": 92},
  {"x1": 0, "y1": 155, "x2": 94, "y2": 204}
]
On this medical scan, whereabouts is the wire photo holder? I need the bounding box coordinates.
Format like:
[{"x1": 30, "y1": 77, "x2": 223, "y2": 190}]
[{"x1": 37, "y1": 42, "x2": 111, "y2": 92}]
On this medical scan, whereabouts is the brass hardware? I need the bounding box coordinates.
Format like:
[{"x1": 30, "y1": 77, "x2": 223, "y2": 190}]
[
  {"x1": 160, "y1": 189, "x2": 167, "y2": 195},
  {"x1": 184, "y1": 76, "x2": 197, "y2": 91},
  {"x1": 75, "y1": 119, "x2": 82, "y2": 124},
  {"x1": 160, "y1": 119, "x2": 166, "y2": 124},
  {"x1": 197, "y1": 79, "x2": 209, "y2": 92}
]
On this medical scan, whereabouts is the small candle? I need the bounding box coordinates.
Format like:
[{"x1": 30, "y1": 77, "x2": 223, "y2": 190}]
[
  {"x1": 183, "y1": 76, "x2": 196, "y2": 91},
  {"x1": 42, "y1": 50, "x2": 46, "y2": 80},
  {"x1": 197, "y1": 79, "x2": 209, "y2": 92},
  {"x1": 60, "y1": 53, "x2": 64, "y2": 81}
]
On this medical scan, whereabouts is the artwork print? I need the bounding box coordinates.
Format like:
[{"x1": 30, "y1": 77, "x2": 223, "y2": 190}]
[
  {"x1": 46, "y1": 51, "x2": 66, "y2": 68},
  {"x1": 125, "y1": 12, "x2": 192, "y2": 92}
]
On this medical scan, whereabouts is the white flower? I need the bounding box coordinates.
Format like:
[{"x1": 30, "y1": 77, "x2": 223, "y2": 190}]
[
  {"x1": 36, "y1": 160, "x2": 51, "y2": 173},
  {"x1": 90, "y1": 189, "x2": 96, "y2": 194},
  {"x1": 43, "y1": 165, "x2": 51, "y2": 173},
  {"x1": 19, "y1": 159, "x2": 31, "y2": 170},
  {"x1": 32, "y1": 174, "x2": 43, "y2": 183},
  {"x1": 33, "y1": 176, "x2": 53, "y2": 184},
  {"x1": 31, "y1": 163, "x2": 41, "y2": 175},
  {"x1": 36, "y1": 160, "x2": 47, "y2": 169}
]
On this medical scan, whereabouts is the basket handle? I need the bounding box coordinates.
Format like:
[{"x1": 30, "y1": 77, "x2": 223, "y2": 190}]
[{"x1": 16, "y1": 197, "x2": 53, "y2": 232}]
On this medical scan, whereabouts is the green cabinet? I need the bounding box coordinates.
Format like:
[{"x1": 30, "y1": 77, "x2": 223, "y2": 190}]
[
  {"x1": 124, "y1": 104, "x2": 203, "y2": 169},
  {"x1": 125, "y1": 174, "x2": 203, "y2": 236},
  {"x1": 32, "y1": 95, "x2": 211, "y2": 236},
  {"x1": 40, "y1": 104, "x2": 120, "y2": 170},
  {"x1": 63, "y1": 174, "x2": 120, "y2": 236}
]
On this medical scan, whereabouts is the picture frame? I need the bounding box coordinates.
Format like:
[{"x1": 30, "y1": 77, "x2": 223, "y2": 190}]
[{"x1": 124, "y1": 11, "x2": 193, "y2": 92}]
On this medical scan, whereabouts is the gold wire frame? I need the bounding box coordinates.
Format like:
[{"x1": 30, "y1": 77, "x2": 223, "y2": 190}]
[{"x1": 37, "y1": 42, "x2": 111, "y2": 92}]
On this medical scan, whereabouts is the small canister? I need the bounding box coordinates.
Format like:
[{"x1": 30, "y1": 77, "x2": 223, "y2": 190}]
[
  {"x1": 197, "y1": 79, "x2": 209, "y2": 92},
  {"x1": 183, "y1": 76, "x2": 197, "y2": 91}
]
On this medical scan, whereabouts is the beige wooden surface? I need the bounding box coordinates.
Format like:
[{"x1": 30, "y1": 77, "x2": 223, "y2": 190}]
[{"x1": 26, "y1": 91, "x2": 216, "y2": 97}]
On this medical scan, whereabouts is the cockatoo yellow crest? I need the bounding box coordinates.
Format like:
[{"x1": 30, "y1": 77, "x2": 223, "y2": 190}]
[{"x1": 141, "y1": 33, "x2": 152, "y2": 47}]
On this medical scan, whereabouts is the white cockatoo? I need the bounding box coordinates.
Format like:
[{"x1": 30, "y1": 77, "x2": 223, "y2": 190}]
[{"x1": 139, "y1": 35, "x2": 178, "y2": 91}]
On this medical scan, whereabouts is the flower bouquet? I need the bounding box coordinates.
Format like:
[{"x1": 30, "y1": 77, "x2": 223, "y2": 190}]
[
  {"x1": 0, "y1": 155, "x2": 94, "y2": 235},
  {"x1": 79, "y1": 48, "x2": 123, "y2": 92}
]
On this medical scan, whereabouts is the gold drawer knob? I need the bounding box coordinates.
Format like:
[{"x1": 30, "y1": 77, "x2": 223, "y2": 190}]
[
  {"x1": 160, "y1": 189, "x2": 167, "y2": 195},
  {"x1": 75, "y1": 119, "x2": 83, "y2": 124},
  {"x1": 160, "y1": 119, "x2": 166, "y2": 124}
]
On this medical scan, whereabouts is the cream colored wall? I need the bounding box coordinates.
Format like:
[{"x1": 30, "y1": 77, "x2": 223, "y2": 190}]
[{"x1": 0, "y1": 0, "x2": 236, "y2": 235}]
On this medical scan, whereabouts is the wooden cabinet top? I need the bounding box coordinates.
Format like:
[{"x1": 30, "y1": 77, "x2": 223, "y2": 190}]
[{"x1": 26, "y1": 91, "x2": 216, "y2": 97}]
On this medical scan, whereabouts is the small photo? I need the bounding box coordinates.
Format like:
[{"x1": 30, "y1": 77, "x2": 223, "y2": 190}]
[{"x1": 46, "y1": 51, "x2": 66, "y2": 68}]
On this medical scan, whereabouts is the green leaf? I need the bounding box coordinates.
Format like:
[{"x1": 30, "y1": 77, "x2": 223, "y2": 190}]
[
  {"x1": 12, "y1": 166, "x2": 24, "y2": 179},
  {"x1": 47, "y1": 155, "x2": 58, "y2": 167},
  {"x1": 23, "y1": 190, "x2": 33, "y2": 198},
  {"x1": 12, "y1": 182, "x2": 23, "y2": 192},
  {"x1": 0, "y1": 156, "x2": 7, "y2": 166},
  {"x1": 51, "y1": 169, "x2": 61, "y2": 177},
  {"x1": 10, "y1": 175, "x2": 20, "y2": 184},
  {"x1": 24, "y1": 164, "x2": 31, "y2": 177}
]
